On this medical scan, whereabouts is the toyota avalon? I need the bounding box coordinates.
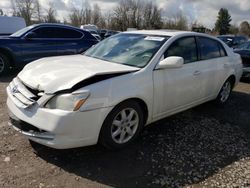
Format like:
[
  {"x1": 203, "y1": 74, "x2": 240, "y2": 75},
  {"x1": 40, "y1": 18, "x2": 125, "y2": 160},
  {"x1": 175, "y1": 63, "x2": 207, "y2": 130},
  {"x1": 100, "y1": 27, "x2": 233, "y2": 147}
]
[{"x1": 7, "y1": 30, "x2": 242, "y2": 149}]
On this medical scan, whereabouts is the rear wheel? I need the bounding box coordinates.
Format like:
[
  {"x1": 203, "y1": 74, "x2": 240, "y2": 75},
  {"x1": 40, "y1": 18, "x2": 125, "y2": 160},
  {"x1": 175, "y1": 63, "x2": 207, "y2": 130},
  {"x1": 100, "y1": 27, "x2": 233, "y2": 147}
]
[
  {"x1": 215, "y1": 78, "x2": 233, "y2": 105},
  {"x1": 0, "y1": 53, "x2": 11, "y2": 76},
  {"x1": 99, "y1": 100, "x2": 144, "y2": 149}
]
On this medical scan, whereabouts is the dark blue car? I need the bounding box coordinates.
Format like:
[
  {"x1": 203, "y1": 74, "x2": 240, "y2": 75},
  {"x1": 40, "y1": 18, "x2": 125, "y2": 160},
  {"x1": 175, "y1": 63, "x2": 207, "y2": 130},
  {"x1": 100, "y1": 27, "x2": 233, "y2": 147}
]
[
  {"x1": 234, "y1": 41, "x2": 250, "y2": 78},
  {"x1": 0, "y1": 23, "x2": 99, "y2": 75}
]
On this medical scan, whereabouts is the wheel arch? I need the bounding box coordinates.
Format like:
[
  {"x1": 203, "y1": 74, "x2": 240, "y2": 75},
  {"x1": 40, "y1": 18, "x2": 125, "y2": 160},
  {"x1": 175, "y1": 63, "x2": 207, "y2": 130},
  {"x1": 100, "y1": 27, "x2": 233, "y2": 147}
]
[
  {"x1": 98, "y1": 97, "x2": 149, "y2": 148},
  {"x1": 111, "y1": 98, "x2": 149, "y2": 125}
]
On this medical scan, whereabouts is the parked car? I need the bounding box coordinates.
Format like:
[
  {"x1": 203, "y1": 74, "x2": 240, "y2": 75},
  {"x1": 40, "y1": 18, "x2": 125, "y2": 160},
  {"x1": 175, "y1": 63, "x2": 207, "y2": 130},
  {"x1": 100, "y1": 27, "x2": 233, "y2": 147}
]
[
  {"x1": 234, "y1": 41, "x2": 250, "y2": 78},
  {"x1": 0, "y1": 16, "x2": 26, "y2": 36},
  {"x1": 7, "y1": 31, "x2": 242, "y2": 149},
  {"x1": 104, "y1": 30, "x2": 120, "y2": 39},
  {"x1": 217, "y1": 35, "x2": 248, "y2": 48},
  {"x1": 80, "y1": 24, "x2": 98, "y2": 32},
  {"x1": 99, "y1": 29, "x2": 108, "y2": 40},
  {"x1": 84, "y1": 29, "x2": 101, "y2": 41},
  {"x1": 0, "y1": 23, "x2": 99, "y2": 75}
]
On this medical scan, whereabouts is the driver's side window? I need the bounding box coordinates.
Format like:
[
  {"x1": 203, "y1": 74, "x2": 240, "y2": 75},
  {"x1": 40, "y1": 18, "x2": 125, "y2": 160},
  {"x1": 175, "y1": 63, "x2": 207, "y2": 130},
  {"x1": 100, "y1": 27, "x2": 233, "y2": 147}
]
[{"x1": 164, "y1": 37, "x2": 198, "y2": 64}]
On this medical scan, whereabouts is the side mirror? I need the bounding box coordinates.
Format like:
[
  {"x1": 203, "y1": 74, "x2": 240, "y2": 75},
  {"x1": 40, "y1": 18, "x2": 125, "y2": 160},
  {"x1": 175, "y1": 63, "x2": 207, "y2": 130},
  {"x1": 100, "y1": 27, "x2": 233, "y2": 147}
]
[
  {"x1": 24, "y1": 32, "x2": 36, "y2": 40},
  {"x1": 156, "y1": 56, "x2": 184, "y2": 70}
]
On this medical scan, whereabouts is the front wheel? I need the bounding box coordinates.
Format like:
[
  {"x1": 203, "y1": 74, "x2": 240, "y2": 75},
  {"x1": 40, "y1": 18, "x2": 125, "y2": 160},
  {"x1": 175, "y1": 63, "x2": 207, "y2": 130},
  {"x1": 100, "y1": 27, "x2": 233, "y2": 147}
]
[
  {"x1": 99, "y1": 101, "x2": 144, "y2": 149},
  {"x1": 0, "y1": 53, "x2": 11, "y2": 76},
  {"x1": 215, "y1": 79, "x2": 233, "y2": 105}
]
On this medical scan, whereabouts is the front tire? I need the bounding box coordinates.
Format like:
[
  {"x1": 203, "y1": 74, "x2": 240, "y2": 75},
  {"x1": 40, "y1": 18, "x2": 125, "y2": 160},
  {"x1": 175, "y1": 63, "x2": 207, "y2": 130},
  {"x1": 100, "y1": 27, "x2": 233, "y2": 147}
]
[
  {"x1": 215, "y1": 78, "x2": 233, "y2": 105},
  {"x1": 99, "y1": 100, "x2": 144, "y2": 149},
  {"x1": 0, "y1": 53, "x2": 11, "y2": 76}
]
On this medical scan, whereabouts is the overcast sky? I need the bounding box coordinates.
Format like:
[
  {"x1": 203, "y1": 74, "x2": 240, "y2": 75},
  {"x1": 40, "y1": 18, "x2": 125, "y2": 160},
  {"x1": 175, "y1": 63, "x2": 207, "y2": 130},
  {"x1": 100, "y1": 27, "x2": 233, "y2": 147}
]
[{"x1": 0, "y1": 0, "x2": 249, "y2": 29}]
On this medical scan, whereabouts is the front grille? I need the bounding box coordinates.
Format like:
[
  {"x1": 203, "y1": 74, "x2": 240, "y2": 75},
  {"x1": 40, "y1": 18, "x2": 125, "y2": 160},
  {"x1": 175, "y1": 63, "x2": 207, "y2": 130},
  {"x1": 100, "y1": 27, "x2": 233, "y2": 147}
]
[{"x1": 7, "y1": 77, "x2": 43, "y2": 108}]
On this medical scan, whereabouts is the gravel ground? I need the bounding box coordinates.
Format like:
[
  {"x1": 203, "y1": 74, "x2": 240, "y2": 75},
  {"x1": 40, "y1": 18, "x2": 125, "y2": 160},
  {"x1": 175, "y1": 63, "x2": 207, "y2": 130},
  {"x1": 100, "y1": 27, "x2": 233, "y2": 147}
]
[{"x1": 0, "y1": 73, "x2": 250, "y2": 188}]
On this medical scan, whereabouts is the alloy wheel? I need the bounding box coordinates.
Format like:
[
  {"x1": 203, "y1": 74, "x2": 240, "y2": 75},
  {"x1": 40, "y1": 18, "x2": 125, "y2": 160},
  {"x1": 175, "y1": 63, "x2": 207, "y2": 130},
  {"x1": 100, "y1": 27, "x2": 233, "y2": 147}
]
[
  {"x1": 111, "y1": 108, "x2": 139, "y2": 144},
  {"x1": 220, "y1": 81, "x2": 231, "y2": 103}
]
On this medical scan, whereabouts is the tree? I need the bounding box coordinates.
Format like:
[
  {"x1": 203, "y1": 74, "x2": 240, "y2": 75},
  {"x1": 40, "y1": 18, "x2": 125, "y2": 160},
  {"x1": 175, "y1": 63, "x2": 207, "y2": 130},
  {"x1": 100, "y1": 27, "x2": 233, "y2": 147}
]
[
  {"x1": 229, "y1": 24, "x2": 239, "y2": 35},
  {"x1": 92, "y1": 4, "x2": 101, "y2": 25},
  {"x1": 35, "y1": 0, "x2": 43, "y2": 22},
  {"x1": 163, "y1": 13, "x2": 188, "y2": 30},
  {"x1": 68, "y1": 0, "x2": 92, "y2": 27},
  {"x1": 11, "y1": 0, "x2": 39, "y2": 25},
  {"x1": 215, "y1": 8, "x2": 232, "y2": 35},
  {"x1": 44, "y1": 3, "x2": 58, "y2": 23},
  {"x1": 69, "y1": 7, "x2": 85, "y2": 27},
  {"x1": 112, "y1": 0, "x2": 162, "y2": 31},
  {"x1": 0, "y1": 9, "x2": 4, "y2": 16},
  {"x1": 239, "y1": 21, "x2": 250, "y2": 37}
]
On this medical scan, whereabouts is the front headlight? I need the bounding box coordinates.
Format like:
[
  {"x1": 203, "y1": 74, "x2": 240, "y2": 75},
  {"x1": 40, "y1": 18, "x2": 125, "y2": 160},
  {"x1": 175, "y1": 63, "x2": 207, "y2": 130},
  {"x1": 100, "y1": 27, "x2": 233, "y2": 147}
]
[{"x1": 45, "y1": 92, "x2": 90, "y2": 111}]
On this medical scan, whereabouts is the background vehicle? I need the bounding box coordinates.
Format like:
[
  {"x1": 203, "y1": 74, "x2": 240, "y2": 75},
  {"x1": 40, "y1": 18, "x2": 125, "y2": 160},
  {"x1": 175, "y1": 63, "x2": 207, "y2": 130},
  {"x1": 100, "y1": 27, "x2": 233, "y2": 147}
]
[
  {"x1": 0, "y1": 23, "x2": 99, "y2": 75},
  {"x1": 218, "y1": 35, "x2": 248, "y2": 48},
  {"x1": 104, "y1": 30, "x2": 120, "y2": 39},
  {"x1": 80, "y1": 24, "x2": 98, "y2": 32},
  {"x1": 99, "y1": 29, "x2": 107, "y2": 40},
  {"x1": 0, "y1": 16, "x2": 26, "y2": 36},
  {"x1": 84, "y1": 29, "x2": 101, "y2": 41},
  {"x1": 7, "y1": 31, "x2": 242, "y2": 149},
  {"x1": 234, "y1": 41, "x2": 250, "y2": 78}
]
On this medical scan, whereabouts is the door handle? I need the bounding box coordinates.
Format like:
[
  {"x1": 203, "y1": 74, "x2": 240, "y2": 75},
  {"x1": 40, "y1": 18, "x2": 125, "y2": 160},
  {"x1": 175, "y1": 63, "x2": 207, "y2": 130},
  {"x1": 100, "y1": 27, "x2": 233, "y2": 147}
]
[{"x1": 193, "y1": 71, "x2": 201, "y2": 76}]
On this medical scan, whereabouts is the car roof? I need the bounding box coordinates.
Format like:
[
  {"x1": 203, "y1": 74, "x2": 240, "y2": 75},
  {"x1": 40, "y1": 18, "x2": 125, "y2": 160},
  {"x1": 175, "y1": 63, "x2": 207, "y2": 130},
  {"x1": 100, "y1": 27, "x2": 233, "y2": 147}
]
[
  {"x1": 123, "y1": 30, "x2": 195, "y2": 37},
  {"x1": 34, "y1": 23, "x2": 81, "y2": 30}
]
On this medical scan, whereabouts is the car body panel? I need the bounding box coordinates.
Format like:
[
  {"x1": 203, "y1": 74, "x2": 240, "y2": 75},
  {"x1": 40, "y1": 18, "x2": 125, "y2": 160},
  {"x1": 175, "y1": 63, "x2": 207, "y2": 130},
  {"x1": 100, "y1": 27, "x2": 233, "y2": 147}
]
[
  {"x1": 18, "y1": 55, "x2": 140, "y2": 93},
  {"x1": 0, "y1": 24, "x2": 98, "y2": 68},
  {"x1": 234, "y1": 42, "x2": 250, "y2": 77}
]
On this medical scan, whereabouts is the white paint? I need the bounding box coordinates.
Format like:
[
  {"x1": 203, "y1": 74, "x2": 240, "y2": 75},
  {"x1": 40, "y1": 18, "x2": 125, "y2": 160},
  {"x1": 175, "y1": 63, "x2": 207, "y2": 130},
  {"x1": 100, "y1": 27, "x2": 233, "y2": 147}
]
[{"x1": 7, "y1": 30, "x2": 243, "y2": 149}]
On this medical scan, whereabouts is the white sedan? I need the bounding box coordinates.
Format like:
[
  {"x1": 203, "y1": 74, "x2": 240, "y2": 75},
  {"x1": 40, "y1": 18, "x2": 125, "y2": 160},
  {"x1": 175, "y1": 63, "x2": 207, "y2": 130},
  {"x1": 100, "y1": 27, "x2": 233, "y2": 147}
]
[{"x1": 7, "y1": 30, "x2": 242, "y2": 149}]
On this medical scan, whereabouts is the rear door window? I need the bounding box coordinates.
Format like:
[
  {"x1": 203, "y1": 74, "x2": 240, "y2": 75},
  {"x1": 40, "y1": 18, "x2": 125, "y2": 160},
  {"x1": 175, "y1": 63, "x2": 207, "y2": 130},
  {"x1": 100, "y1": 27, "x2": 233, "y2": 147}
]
[{"x1": 32, "y1": 27, "x2": 83, "y2": 39}]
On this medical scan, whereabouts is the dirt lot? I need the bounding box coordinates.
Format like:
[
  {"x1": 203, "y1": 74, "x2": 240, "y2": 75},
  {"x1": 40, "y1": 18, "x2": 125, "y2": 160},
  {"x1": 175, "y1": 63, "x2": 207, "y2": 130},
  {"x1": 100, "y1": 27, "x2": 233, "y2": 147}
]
[{"x1": 0, "y1": 73, "x2": 250, "y2": 188}]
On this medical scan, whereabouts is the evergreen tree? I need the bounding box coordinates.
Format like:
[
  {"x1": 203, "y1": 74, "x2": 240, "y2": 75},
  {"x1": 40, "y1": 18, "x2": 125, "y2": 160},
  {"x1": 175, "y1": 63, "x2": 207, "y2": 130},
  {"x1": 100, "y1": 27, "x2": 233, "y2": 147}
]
[{"x1": 215, "y1": 8, "x2": 232, "y2": 35}]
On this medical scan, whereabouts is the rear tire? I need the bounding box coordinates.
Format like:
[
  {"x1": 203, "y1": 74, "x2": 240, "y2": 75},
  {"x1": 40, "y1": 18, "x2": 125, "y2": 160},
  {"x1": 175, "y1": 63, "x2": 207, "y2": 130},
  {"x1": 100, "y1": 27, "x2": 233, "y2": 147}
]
[
  {"x1": 99, "y1": 100, "x2": 144, "y2": 150},
  {"x1": 215, "y1": 78, "x2": 233, "y2": 105},
  {"x1": 0, "y1": 53, "x2": 11, "y2": 76}
]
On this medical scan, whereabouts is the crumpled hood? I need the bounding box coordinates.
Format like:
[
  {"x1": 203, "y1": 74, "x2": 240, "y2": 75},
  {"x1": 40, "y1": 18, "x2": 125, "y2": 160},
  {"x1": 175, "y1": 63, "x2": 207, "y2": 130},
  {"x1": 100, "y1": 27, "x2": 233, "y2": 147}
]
[{"x1": 18, "y1": 55, "x2": 139, "y2": 93}]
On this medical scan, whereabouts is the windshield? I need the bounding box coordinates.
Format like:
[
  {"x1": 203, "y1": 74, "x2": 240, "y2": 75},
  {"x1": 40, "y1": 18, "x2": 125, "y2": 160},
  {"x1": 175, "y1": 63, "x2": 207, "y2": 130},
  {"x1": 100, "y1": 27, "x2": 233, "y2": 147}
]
[
  {"x1": 10, "y1": 25, "x2": 36, "y2": 37},
  {"x1": 84, "y1": 33, "x2": 168, "y2": 68}
]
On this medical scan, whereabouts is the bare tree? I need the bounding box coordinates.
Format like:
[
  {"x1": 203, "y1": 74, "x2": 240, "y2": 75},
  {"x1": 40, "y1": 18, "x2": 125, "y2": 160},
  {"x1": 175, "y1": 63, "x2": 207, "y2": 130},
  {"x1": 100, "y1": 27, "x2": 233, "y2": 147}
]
[
  {"x1": 36, "y1": 0, "x2": 43, "y2": 22},
  {"x1": 68, "y1": 0, "x2": 92, "y2": 27},
  {"x1": 113, "y1": 0, "x2": 162, "y2": 31},
  {"x1": 143, "y1": 2, "x2": 162, "y2": 29},
  {"x1": 84, "y1": 0, "x2": 92, "y2": 24},
  {"x1": 239, "y1": 21, "x2": 250, "y2": 37},
  {"x1": 11, "y1": 0, "x2": 39, "y2": 25},
  {"x1": 44, "y1": 3, "x2": 58, "y2": 23},
  {"x1": 163, "y1": 13, "x2": 188, "y2": 30},
  {"x1": 92, "y1": 4, "x2": 101, "y2": 25},
  {"x1": 69, "y1": 7, "x2": 85, "y2": 27}
]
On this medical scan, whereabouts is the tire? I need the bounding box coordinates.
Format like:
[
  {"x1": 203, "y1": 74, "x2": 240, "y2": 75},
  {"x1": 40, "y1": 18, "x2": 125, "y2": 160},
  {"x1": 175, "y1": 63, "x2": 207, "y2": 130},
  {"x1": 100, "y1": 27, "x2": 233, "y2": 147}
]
[
  {"x1": 215, "y1": 78, "x2": 233, "y2": 105},
  {"x1": 99, "y1": 100, "x2": 144, "y2": 149},
  {"x1": 0, "y1": 53, "x2": 11, "y2": 76}
]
